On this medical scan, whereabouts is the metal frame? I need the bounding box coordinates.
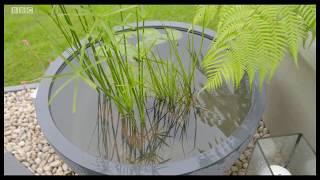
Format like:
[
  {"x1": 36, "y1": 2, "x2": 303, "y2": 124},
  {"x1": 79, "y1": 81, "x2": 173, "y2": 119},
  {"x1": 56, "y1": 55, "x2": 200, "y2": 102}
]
[{"x1": 247, "y1": 133, "x2": 316, "y2": 175}]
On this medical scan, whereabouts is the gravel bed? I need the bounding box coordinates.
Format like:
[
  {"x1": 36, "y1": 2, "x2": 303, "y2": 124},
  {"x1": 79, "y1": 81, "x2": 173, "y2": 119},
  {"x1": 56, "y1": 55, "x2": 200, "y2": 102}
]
[
  {"x1": 4, "y1": 89, "x2": 75, "y2": 175},
  {"x1": 4, "y1": 88, "x2": 270, "y2": 175},
  {"x1": 227, "y1": 119, "x2": 270, "y2": 176}
]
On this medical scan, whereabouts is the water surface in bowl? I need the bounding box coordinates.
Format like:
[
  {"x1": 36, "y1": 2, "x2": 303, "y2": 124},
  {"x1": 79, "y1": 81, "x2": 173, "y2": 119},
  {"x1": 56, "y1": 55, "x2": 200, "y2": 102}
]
[{"x1": 49, "y1": 28, "x2": 251, "y2": 165}]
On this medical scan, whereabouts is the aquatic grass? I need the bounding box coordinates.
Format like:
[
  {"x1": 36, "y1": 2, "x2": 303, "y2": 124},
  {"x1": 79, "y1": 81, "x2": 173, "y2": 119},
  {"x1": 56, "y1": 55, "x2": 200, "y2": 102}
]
[
  {"x1": 163, "y1": 28, "x2": 199, "y2": 107},
  {"x1": 135, "y1": 6, "x2": 146, "y2": 129},
  {"x1": 45, "y1": 5, "x2": 210, "y2": 150},
  {"x1": 47, "y1": 5, "x2": 142, "y2": 122},
  {"x1": 144, "y1": 52, "x2": 180, "y2": 108}
]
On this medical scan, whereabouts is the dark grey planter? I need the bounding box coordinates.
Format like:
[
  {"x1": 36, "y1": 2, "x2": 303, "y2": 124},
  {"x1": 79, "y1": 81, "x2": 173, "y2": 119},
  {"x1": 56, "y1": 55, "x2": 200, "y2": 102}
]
[{"x1": 35, "y1": 21, "x2": 266, "y2": 175}]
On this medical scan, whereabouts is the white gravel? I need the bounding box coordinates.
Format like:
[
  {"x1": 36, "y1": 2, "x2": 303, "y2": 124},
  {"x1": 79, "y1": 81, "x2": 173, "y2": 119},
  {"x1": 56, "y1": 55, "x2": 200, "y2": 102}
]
[
  {"x1": 226, "y1": 119, "x2": 271, "y2": 176},
  {"x1": 4, "y1": 89, "x2": 75, "y2": 175},
  {"x1": 4, "y1": 88, "x2": 270, "y2": 176}
]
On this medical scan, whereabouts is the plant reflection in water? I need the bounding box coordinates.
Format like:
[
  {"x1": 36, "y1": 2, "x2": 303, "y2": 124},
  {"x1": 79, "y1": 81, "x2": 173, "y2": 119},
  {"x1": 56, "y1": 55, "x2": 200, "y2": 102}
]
[
  {"x1": 93, "y1": 76, "x2": 250, "y2": 165},
  {"x1": 95, "y1": 90, "x2": 200, "y2": 165}
]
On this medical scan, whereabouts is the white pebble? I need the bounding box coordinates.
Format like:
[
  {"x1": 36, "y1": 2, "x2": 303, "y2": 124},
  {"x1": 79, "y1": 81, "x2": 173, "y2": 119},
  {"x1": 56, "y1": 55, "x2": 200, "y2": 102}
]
[
  {"x1": 42, "y1": 146, "x2": 49, "y2": 152},
  {"x1": 253, "y1": 133, "x2": 260, "y2": 140},
  {"x1": 43, "y1": 165, "x2": 52, "y2": 172},
  {"x1": 231, "y1": 166, "x2": 238, "y2": 172},
  {"x1": 22, "y1": 161, "x2": 30, "y2": 167},
  {"x1": 247, "y1": 142, "x2": 255, "y2": 149},
  {"x1": 4, "y1": 130, "x2": 11, "y2": 136},
  {"x1": 243, "y1": 162, "x2": 248, "y2": 169},
  {"x1": 31, "y1": 151, "x2": 36, "y2": 159},
  {"x1": 18, "y1": 141, "x2": 25, "y2": 147},
  {"x1": 4, "y1": 114, "x2": 10, "y2": 120},
  {"x1": 39, "y1": 160, "x2": 47, "y2": 168},
  {"x1": 57, "y1": 166, "x2": 63, "y2": 173},
  {"x1": 263, "y1": 134, "x2": 270, "y2": 138},
  {"x1": 62, "y1": 163, "x2": 69, "y2": 171},
  {"x1": 244, "y1": 150, "x2": 252, "y2": 157},
  {"x1": 13, "y1": 128, "x2": 22, "y2": 134},
  {"x1": 31, "y1": 164, "x2": 38, "y2": 170},
  {"x1": 45, "y1": 171, "x2": 52, "y2": 175},
  {"x1": 52, "y1": 167, "x2": 57, "y2": 174},
  {"x1": 11, "y1": 133, "x2": 18, "y2": 139},
  {"x1": 239, "y1": 154, "x2": 246, "y2": 161},
  {"x1": 50, "y1": 160, "x2": 61, "y2": 168},
  {"x1": 35, "y1": 158, "x2": 41, "y2": 164},
  {"x1": 47, "y1": 155, "x2": 54, "y2": 163},
  {"x1": 36, "y1": 167, "x2": 43, "y2": 174},
  {"x1": 49, "y1": 148, "x2": 55, "y2": 154},
  {"x1": 6, "y1": 144, "x2": 13, "y2": 152},
  {"x1": 234, "y1": 160, "x2": 242, "y2": 168}
]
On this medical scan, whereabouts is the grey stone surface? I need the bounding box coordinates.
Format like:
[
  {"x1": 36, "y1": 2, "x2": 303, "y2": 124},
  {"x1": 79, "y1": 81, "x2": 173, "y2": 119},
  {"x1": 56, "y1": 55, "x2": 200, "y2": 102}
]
[
  {"x1": 4, "y1": 151, "x2": 33, "y2": 175},
  {"x1": 4, "y1": 83, "x2": 38, "y2": 93}
]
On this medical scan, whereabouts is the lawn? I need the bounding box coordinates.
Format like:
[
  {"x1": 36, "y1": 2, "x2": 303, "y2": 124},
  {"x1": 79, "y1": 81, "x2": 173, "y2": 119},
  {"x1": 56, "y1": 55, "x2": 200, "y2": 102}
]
[{"x1": 4, "y1": 5, "x2": 206, "y2": 86}]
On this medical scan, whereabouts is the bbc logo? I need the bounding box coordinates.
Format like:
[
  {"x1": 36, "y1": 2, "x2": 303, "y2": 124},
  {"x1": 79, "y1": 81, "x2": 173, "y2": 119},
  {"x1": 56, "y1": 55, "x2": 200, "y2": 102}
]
[{"x1": 11, "y1": 6, "x2": 34, "y2": 14}]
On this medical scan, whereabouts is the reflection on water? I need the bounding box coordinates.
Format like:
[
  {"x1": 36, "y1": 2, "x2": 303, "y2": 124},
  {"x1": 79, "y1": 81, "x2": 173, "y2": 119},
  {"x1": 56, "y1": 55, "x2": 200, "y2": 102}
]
[
  {"x1": 95, "y1": 94, "x2": 198, "y2": 164},
  {"x1": 49, "y1": 28, "x2": 251, "y2": 165},
  {"x1": 92, "y1": 79, "x2": 250, "y2": 165},
  {"x1": 196, "y1": 80, "x2": 251, "y2": 136}
]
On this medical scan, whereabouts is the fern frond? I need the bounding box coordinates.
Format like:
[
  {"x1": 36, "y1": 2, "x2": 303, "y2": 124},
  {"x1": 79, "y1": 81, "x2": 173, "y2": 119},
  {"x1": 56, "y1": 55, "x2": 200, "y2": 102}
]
[
  {"x1": 194, "y1": 5, "x2": 316, "y2": 92},
  {"x1": 277, "y1": 6, "x2": 306, "y2": 66},
  {"x1": 202, "y1": 6, "x2": 254, "y2": 69},
  {"x1": 297, "y1": 5, "x2": 316, "y2": 47}
]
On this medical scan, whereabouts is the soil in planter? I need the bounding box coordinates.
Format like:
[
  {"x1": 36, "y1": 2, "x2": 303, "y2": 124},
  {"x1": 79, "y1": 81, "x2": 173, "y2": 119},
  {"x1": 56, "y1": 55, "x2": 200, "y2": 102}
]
[{"x1": 49, "y1": 28, "x2": 251, "y2": 165}]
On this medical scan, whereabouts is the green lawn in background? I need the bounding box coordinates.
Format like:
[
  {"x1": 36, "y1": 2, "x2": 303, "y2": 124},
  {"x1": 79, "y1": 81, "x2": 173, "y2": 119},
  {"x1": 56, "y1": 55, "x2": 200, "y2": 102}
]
[{"x1": 4, "y1": 5, "x2": 203, "y2": 86}]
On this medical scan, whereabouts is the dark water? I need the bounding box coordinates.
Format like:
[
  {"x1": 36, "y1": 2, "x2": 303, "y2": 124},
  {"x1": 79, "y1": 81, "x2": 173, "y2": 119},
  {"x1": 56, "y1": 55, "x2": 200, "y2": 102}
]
[{"x1": 49, "y1": 28, "x2": 251, "y2": 165}]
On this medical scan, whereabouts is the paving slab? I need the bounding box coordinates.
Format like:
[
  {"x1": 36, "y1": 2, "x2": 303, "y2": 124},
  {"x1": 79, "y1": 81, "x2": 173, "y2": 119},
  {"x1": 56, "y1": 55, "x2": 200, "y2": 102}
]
[{"x1": 4, "y1": 151, "x2": 33, "y2": 175}]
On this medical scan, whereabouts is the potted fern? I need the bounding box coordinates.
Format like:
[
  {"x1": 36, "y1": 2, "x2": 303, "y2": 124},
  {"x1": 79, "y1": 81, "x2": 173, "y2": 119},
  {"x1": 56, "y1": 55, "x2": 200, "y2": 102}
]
[{"x1": 35, "y1": 5, "x2": 315, "y2": 175}]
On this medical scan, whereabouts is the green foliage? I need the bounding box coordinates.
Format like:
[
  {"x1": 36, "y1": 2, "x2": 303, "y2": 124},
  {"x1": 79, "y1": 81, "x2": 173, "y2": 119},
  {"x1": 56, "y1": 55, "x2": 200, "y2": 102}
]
[
  {"x1": 4, "y1": 5, "x2": 197, "y2": 86},
  {"x1": 41, "y1": 5, "x2": 317, "y2": 132},
  {"x1": 46, "y1": 5, "x2": 200, "y2": 131},
  {"x1": 47, "y1": 5, "x2": 144, "y2": 125},
  {"x1": 193, "y1": 5, "x2": 316, "y2": 91}
]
